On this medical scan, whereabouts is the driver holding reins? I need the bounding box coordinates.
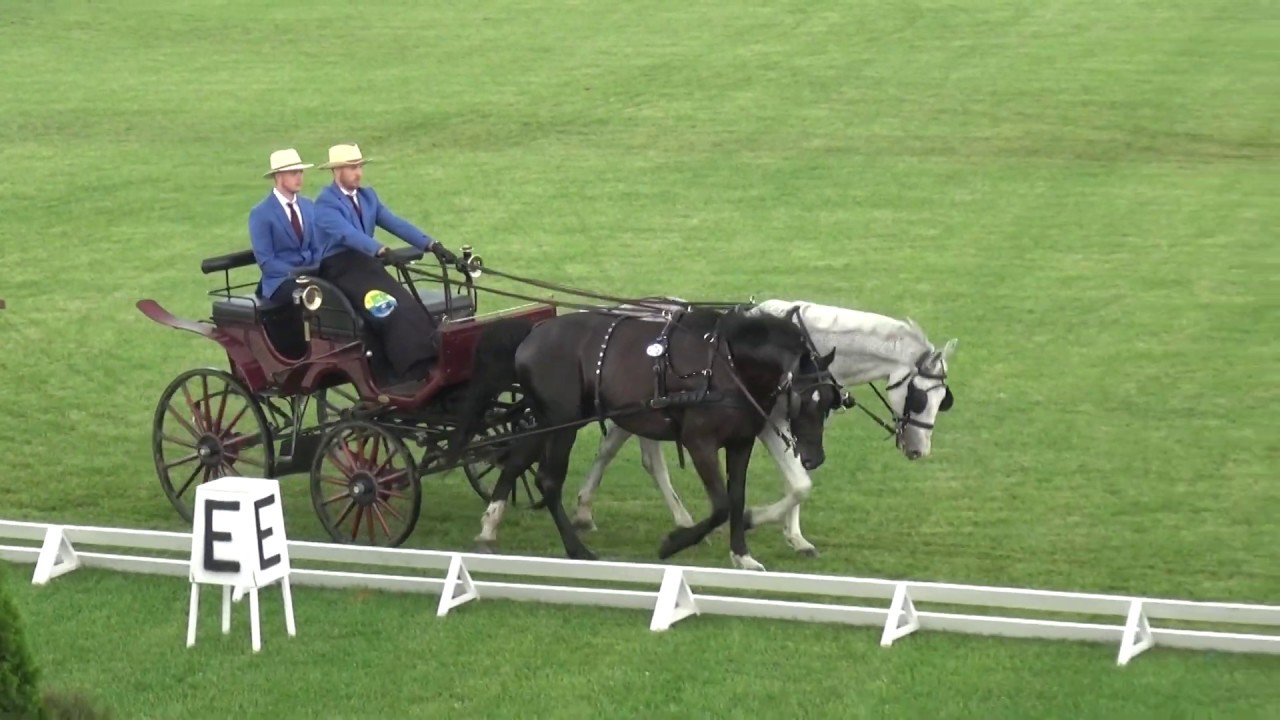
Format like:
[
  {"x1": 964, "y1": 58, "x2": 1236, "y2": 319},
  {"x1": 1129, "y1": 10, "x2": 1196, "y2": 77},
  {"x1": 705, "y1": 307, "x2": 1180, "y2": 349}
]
[{"x1": 312, "y1": 143, "x2": 459, "y2": 383}]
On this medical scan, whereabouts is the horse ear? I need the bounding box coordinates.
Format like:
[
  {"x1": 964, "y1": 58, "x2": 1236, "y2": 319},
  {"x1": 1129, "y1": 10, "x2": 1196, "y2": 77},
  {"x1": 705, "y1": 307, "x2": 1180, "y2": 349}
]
[
  {"x1": 940, "y1": 338, "x2": 958, "y2": 361},
  {"x1": 819, "y1": 347, "x2": 836, "y2": 370}
]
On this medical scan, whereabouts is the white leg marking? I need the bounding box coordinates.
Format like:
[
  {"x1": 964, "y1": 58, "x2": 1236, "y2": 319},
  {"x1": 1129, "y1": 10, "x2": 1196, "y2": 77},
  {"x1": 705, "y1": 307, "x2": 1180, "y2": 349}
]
[
  {"x1": 748, "y1": 421, "x2": 817, "y2": 555},
  {"x1": 475, "y1": 499, "x2": 508, "y2": 544},
  {"x1": 730, "y1": 552, "x2": 767, "y2": 572},
  {"x1": 640, "y1": 438, "x2": 696, "y2": 528},
  {"x1": 573, "y1": 424, "x2": 633, "y2": 530}
]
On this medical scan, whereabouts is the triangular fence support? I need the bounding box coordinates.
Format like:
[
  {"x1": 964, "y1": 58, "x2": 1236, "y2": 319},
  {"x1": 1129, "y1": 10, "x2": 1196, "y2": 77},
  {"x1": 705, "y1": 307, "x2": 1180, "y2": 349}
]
[
  {"x1": 880, "y1": 582, "x2": 921, "y2": 647},
  {"x1": 31, "y1": 526, "x2": 80, "y2": 585},
  {"x1": 650, "y1": 566, "x2": 699, "y2": 632},
  {"x1": 1117, "y1": 599, "x2": 1155, "y2": 666},
  {"x1": 437, "y1": 553, "x2": 479, "y2": 617}
]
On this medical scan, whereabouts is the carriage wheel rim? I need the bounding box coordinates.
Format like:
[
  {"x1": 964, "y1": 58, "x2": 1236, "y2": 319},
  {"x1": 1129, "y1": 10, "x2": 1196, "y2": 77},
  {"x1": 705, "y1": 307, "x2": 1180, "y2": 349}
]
[
  {"x1": 312, "y1": 420, "x2": 421, "y2": 547},
  {"x1": 153, "y1": 368, "x2": 274, "y2": 523}
]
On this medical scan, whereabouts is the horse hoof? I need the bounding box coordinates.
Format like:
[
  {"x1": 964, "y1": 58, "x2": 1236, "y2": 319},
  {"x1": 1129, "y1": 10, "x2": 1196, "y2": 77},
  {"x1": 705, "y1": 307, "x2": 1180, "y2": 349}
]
[
  {"x1": 731, "y1": 553, "x2": 767, "y2": 572},
  {"x1": 796, "y1": 546, "x2": 819, "y2": 558},
  {"x1": 658, "y1": 538, "x2": 679, "y2": 560},
  {"x1": 570, "y1": 548, "x2": 598, "y2": 562},
  {"x1": 472, "y1": 542, "x2": 497, "y2": 554},
  {"x1": 572, "y1": 517, "x2": 598, "y2": 532}
]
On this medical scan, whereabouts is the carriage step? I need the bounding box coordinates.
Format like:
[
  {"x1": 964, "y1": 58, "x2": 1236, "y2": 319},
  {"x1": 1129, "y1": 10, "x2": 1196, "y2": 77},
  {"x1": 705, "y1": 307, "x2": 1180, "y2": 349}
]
[{"x1": 273, "y1": 434, "x2": 324, "y2": 476}]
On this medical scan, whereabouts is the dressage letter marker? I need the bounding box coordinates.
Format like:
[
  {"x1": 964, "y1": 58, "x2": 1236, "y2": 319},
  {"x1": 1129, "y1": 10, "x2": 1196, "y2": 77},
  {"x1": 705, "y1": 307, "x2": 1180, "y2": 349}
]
[{"x1": 187, "y1": 477, "x2": 296, "y2": 653}]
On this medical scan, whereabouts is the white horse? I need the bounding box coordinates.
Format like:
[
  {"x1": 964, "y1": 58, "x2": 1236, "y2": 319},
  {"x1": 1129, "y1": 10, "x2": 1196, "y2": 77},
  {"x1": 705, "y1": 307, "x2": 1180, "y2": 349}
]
[{"x1": 571, "y1": 298, "x2": 958, "y2": 557}]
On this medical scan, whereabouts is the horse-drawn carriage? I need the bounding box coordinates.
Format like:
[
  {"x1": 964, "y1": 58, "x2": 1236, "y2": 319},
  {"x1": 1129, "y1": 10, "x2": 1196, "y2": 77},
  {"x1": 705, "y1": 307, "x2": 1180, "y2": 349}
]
[
  {"x1": 137, "y1": 245, "x2": 553, "y2": 548},
  {"x1": 137, "y1": 238, "x2": 926, "y2": 569}
]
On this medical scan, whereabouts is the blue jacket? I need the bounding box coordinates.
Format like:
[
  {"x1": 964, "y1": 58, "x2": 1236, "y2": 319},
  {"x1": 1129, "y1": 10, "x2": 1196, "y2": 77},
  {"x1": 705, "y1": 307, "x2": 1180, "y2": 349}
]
[
  {"x1": 313, "y1": 182, "x2": 437, "y2": 260},
  {"x1": 248, "y1": 191, "x2": 319, "y2": 298}
]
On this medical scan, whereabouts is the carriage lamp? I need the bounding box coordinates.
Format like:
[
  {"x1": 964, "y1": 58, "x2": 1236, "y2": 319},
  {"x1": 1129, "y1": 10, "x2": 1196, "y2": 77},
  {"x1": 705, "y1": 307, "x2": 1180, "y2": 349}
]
[
  {"x1": 299, "y1": 283, "x2": 324, "y2": 312},
  {"x1": 460, "y1": 245, "x2": 483, "y2": 279}
]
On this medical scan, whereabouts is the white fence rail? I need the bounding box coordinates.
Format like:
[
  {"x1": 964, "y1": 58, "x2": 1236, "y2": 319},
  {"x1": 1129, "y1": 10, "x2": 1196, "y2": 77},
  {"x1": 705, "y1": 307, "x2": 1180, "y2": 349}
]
[{"x1": 2, "y1": 518, "x2": 1279, "y2": 665}]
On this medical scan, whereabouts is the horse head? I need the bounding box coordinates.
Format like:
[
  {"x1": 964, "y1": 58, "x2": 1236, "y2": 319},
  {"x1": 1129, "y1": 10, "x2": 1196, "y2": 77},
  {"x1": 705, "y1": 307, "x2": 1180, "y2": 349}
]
[
  {"x1": 719, "y1": 312, "x2": 839, "y2": 472},
  {"x1": 884, "y1": 336, "x2": 957, "y2": 460}
]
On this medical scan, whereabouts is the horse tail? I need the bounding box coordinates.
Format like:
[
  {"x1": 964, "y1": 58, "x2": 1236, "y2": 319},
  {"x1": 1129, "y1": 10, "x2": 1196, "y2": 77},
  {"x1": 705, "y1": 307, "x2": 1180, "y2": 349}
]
[{"x1": 445, "y1": 316, "x2": 537, "y2": 466}]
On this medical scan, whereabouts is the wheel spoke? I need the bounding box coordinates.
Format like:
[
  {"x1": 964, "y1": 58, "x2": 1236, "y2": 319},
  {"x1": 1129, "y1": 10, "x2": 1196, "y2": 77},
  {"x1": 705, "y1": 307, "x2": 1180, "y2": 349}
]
[
  {"x1": 320, "y1": 474, "x2": 348, "y2": 487},
  {"x1": 326, "y1": 449, "x2": 357, "y2": 478},
  {"x1": 163, "y1": 451, "x2": 200, "y2": 471},
  {"x1": 376, "y1": 497, "x2": 405, "y2": 522},
  {"x1": 162, "y1": 434, "x2": 198, "y2": 450},
  {"x1": 214, "y1": 384, "x2": 230, "y2": 433},
  {"x1": 199, "y1": 374, "x2": 213, "y2": 432},
  {"x1": 333, "y1": 499, "x2": 356, "y2": 528},
  {"x1": 221, "y1": 404, "x2": 249, "y2": 438},
  {"x1": 322, "y1": 490, "x2": 350, "y2": 506},
  {"x1": 165, "y1": 404, "x2": 202, "y2": 440},
  {"x1": 350, "y1": 506, "x2": 364, "y2": 541},
  {"x1": 339, "y1": 436, "x2": 362, "y2": 474},
  {"x1": 180, "y1": 383, "x2": 207, "y2": 434},
  {"x1": 379, "y1": 469, "x2": 408, "y2": 490},
  {"x1": 371, "y1": 503, "x2": 393, "y2": 539},
  {"x1": 175, "y1": 465, "x2": 202, "y2": 499},
  {"x1": 223, "y1": 432, "x2": 263, "y2": 451}
]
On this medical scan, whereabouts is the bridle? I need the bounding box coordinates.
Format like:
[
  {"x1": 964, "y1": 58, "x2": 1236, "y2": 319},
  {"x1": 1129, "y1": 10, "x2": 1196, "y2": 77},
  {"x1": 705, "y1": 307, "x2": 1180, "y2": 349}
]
[
  {"x1": 847, "y1": 350, "x2": 955, "y2": 444},
  {"x1": 782, "y1": 305, "x2": 851, "y2": 421}
]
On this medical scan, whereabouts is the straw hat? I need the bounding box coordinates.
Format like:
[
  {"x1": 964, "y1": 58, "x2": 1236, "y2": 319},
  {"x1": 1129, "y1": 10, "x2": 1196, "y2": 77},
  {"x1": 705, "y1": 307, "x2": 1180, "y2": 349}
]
[
  {"x1": 319, "y1": 143, "x2": 375, "y2": 169},
  {"x1": 263, "y1": 148, "x2": 313, "y2": 178}
]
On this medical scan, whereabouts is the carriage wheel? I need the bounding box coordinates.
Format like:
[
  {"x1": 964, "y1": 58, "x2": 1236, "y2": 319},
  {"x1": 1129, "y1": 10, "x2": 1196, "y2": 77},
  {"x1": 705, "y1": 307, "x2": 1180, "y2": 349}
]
[
  {"x1": 311, "y1": 419, "x2": 422, "y2": 547},
  {"x1": 463, "y1": 389, "x2": 546, "y2": 509},
  {"x1": 152, "y1": 368, "x2": 275, "y2": 523}
]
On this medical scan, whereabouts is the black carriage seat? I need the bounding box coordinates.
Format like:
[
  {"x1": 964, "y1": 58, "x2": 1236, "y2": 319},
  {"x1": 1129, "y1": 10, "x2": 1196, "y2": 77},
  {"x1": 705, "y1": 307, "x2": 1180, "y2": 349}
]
[
  {"x1": 417, "y1": 288, "x2": 475, "y2": 322},
  {"x1": 210, "y1": 294, "x2": 292, "y2": 326}
]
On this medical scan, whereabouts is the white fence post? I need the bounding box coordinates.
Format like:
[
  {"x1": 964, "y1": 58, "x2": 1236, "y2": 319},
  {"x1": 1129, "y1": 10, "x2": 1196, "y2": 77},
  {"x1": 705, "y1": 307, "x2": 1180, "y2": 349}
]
[
  {"x1": 31, "y1": 526, "x2": 80, "y2": 585},
  {"x1": 437, "y1": 553, "x2": 479, "y2": 617},
  {"x1": 1117, "y1": 600, "x2": 1154, "y2": 666},
  {"x1": 650, "y1": 566, "x2": 699, "y2": 632},
  {"x1": 880, "y1": 582, "x2": 921, "y2": 647}
]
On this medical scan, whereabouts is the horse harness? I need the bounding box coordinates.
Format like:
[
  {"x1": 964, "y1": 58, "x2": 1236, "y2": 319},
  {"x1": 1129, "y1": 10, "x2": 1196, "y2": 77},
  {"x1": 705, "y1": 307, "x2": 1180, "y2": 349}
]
[{"x1": 590, "y1": 307, "x2": 800, "y2": 464}]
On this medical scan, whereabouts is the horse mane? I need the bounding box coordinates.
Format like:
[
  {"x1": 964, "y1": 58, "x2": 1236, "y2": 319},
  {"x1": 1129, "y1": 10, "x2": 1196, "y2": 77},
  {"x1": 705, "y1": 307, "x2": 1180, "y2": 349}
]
[
  {"x1": 749, "y1": 298, "x2": 935, "y2": 368},
  {"x1": 717, "y1": 310, "x2": 807, "y2": 370}
]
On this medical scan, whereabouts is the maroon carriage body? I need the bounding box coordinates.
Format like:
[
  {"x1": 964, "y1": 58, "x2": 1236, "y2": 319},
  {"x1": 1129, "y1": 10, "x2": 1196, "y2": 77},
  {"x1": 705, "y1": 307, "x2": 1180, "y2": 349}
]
[{"x1": 138, "y1": 246, "x2": 555, "y2": 547}]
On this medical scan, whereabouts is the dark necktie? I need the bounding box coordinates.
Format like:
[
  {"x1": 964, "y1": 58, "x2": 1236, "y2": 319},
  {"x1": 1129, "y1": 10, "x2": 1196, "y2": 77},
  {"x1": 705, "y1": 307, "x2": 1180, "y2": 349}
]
[
  {"x1": 349, "y1": 194, "x2": 364, "y2": 224},
  {"x1": 287, "y1": 201, "x2": 303, "y2": 241}
]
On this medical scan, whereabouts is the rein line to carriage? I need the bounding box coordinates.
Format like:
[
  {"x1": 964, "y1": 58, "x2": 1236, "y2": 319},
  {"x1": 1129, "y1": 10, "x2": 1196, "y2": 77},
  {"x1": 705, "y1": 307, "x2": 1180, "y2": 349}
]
[{"x1": 406, "y1": 259, "x2": 840, "y2": 456}]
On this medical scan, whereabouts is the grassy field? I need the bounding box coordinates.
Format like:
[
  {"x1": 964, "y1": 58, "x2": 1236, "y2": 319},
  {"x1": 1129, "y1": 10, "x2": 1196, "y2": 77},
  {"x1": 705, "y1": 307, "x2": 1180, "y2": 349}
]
[{"x1": 2, "y1": 0, "x2": 1279, "y2": 717}]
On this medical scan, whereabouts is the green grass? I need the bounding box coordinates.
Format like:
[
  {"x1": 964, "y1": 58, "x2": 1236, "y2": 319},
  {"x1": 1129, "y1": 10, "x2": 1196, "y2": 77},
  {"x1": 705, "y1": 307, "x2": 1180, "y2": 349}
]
[{"x1": 2, "y1": 0, "x2": 1279, "y2": 717}]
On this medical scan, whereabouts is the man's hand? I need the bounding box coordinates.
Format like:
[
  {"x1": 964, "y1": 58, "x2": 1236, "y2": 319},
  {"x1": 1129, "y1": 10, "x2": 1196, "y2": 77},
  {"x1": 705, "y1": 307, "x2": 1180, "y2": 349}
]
[{"x1": 431, "y1": 243, "x2": 458, "y2": 264}]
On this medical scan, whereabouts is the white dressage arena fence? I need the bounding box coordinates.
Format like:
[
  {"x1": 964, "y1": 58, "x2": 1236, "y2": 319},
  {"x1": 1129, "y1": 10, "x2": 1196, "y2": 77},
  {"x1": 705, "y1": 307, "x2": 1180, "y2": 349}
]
[{"x1": 2, "y1": 517, "x2": 1279, "y2": 666}]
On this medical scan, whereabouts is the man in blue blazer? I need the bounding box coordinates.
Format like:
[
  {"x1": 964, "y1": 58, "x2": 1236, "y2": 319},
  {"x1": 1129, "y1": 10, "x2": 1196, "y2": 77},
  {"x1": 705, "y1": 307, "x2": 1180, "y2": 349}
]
[
  {"x1": 313, "y1": 143, "x2": 458, "y2": 382},
  {"x1": 249, "y1": 148, "x2": 319, "y2": 358}
]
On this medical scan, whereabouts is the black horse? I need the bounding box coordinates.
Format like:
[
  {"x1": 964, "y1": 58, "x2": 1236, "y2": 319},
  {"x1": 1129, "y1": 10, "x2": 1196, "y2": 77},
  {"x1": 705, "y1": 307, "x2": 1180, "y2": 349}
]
[{"x1": 446, "y1": 304, "x2": 842, "y2": 569}]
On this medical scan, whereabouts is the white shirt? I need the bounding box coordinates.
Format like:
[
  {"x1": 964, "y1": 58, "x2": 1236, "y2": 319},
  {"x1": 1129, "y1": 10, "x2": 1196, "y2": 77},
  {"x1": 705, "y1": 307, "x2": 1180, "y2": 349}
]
[
  {"x1": 272, "y1": 188, "x2": 303, "y2": 230},
  {"x1": 340, "y1": 186, "x2": 360, "y2": 209}
]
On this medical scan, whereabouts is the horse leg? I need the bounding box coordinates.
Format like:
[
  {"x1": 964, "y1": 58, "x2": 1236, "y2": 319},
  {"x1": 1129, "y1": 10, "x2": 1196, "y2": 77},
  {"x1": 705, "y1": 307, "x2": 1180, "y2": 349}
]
[
  {"x1": 473, "y1": 434, "x2": 543, "y2": 553},
  {"x1": 746, "y1": 423, "x2": 818, "y2": 556},
  {"x1": 572, "y1": 422, "x2": 634, "y2": 531},
  {"x1": 539, "y1": 428, "x2": 597, "y2": 561},
  {"x1": 725, "y1": 438, "x2": 765, "y2": 571},
  {"x1": 639, "y1": 438, "x2": 697, "y2": 529},
  {"x1": 657, "y1": 440, "x2": 728, "y2": 560}
]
